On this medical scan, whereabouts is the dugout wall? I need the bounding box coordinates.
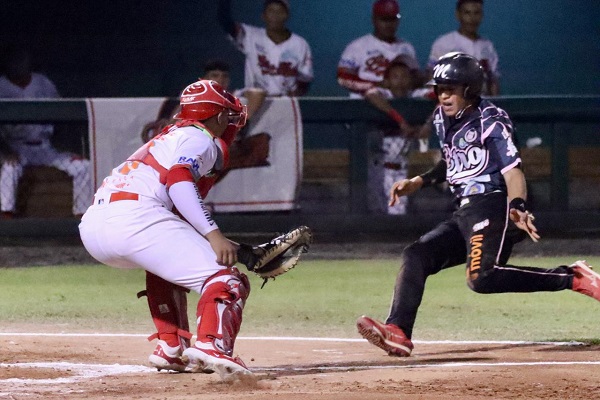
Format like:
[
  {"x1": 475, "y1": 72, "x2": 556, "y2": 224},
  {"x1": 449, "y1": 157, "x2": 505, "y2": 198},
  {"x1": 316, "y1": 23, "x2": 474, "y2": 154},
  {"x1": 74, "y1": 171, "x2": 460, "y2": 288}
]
[{"x1": 0, "y1": 96, "x2": 599, "y2": 237}]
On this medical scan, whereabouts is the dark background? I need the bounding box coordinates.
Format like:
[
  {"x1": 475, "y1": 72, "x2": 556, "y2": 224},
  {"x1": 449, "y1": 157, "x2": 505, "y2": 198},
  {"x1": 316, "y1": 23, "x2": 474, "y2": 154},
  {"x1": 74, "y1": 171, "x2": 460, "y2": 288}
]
[{"x1": 1, "y1": 0, "x2": 599, "y2": 97}]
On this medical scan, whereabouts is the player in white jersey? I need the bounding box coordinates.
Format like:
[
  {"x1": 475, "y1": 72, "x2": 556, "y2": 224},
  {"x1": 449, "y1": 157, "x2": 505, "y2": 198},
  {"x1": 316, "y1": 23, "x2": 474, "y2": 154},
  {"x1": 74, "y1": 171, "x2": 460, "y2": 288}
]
[
  {"x1": 0, "y1": 47, "x2": 92, "y2": 218},
  {"x1": 337, "y1": 0, "x2": 417, "y2": 99},
  {"x1": 364, "y1": 56, "x2": 426, "y2": 215},
  {"x1": 79, "y1": 80, "x2": 255, "y2": 380},
  {"x1": 427, "y1": 0, "x2": 499, "y2": 95},
  {"x1": 218, "y1": 0, "x2": 313, "y2": 96},
  {"x1": 337, "y1": 0, "x2": 420, "y2": 214}
]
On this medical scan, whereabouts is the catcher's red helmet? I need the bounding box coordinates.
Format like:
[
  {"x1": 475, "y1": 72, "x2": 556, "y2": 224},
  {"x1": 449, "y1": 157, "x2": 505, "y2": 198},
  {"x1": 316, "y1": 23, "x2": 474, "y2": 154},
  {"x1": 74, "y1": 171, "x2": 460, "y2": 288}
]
[{"x1": 174, "y1": 80, "x2": 247, "y2": 128}]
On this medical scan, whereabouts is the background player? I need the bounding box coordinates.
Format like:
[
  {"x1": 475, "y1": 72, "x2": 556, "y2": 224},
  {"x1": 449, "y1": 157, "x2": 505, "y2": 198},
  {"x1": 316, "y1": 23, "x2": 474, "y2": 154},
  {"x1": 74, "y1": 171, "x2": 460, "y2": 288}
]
[
  {"x1": 357, "y1": 52, "x2": 600, "y2": 357},
  {"x1": 202, "y1": 59, "x2": 267, "y2": 123},
  {"x1": 141, "y1": 59, "x2": 266, "y2": 144},
  {"x1": 79, "y1": 80, "x2": 254, "y2": 380},
  {"x1": 337, "y1": 0, "x2": 421, "y2": 214},
  {"x1": 337, "y1": 0, "x2": 419, "y2": 98},
  {"x1": 217, "y1": 0, "x2": 313, "y2": 97},
  {"x1": 0, "y1": 46, "x2": 92, "y2": 218},
  {"x1": 363, "y1": 55, "x2": 426, "y2": 214},
  {"x1": 427, "y1": 0, "x2": 500, "y2": 95}
]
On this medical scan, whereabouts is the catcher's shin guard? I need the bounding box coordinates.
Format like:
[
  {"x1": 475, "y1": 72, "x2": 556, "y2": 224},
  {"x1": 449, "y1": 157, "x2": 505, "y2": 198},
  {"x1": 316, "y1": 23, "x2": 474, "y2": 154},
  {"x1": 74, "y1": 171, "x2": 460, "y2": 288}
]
[
  {"x1": 138, "y1": 271, "x2": 193, "y2": 349},
  {"x1": 195, "y1": 267, "x2": 250, "y2": 355}
]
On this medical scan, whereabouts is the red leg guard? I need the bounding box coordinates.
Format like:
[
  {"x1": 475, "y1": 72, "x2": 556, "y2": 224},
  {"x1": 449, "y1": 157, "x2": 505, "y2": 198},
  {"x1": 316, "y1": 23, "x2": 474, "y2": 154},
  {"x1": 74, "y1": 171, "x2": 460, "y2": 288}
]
[
  {"x1": 139, "y1": 271, "x2": 192, "y2": 348},
  {"x1": 196, "y1": 267, "x2": 250, "y2": 356}
]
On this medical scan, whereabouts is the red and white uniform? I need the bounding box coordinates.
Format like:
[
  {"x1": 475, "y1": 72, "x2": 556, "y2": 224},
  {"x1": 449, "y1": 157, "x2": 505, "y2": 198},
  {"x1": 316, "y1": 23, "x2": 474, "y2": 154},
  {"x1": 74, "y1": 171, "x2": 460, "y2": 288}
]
[
  {"x1": 231, "y1": 23, "x2": 313, "y2": 96},
  {"x1": 0, "y1": 73, "x2": 92, "y2": 215},
  {"x1": 366, "y1": 87, "x2": 423, "y2": 216},
  {"x1": 338, "y1": 34, "x2": 418, "y2": 215},
  {"x1": 79, "y1": 122, "x2": 227, "y2": 293},
  {"x1": 337, "y1": 34, "x2": 417, "y2": 98},
  {"x1": 427, "y1": 31, "x2": 499, "y2": 78}
]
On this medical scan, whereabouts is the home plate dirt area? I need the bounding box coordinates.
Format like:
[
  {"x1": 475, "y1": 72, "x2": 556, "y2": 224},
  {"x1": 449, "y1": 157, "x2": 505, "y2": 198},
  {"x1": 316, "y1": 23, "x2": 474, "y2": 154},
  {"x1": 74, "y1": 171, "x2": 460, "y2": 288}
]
[{"x1": 1, "y1": 330, "x2": 599, "y2": 400}]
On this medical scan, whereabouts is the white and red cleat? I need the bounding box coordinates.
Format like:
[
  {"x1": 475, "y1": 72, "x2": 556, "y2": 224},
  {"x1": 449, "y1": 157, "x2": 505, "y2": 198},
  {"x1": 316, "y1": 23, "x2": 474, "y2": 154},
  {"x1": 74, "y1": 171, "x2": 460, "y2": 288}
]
[
  {"x1": 148, "y1": 340, "x2": 187, "y2": 372},
  {"x1": 356, "y1": 315, "x2": 413, "y2": 357},
  {"x1": 181, "y1": 341, "x2": 252, "y2": 381},
  {"x1": 571, "y1": 260, "x2": 600, "y2": 302}
]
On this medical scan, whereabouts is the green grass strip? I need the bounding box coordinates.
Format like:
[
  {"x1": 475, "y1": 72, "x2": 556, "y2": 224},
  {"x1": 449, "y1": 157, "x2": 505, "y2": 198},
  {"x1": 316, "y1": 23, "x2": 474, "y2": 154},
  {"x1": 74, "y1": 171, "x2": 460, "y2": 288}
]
[{"x1": 1, "y1": 257, "x2": 598, "y2": 342}]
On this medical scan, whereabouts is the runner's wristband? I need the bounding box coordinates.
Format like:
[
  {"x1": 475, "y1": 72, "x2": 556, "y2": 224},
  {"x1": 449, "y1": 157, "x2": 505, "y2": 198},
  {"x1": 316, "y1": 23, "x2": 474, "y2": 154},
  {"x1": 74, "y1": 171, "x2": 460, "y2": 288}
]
[
  {"x1": 387, "y1": 109, "x2": 405, "y2": 125},
  {"x1": 419, "y1": 159, "x2": 446, "y2": 188},
  {"x1": 509, "y1": 197, "x2": 527, "y2": 213}
]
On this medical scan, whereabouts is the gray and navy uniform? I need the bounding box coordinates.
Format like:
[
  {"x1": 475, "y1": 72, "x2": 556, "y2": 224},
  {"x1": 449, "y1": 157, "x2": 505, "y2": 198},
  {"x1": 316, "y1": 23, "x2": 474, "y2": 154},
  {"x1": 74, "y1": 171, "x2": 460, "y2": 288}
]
[
  {"x1": 436, "y1": 99, "x2": 519, "y2": 204},
  {"x1": 385, "y1": 99, "x2": 574, "y2": 339}
]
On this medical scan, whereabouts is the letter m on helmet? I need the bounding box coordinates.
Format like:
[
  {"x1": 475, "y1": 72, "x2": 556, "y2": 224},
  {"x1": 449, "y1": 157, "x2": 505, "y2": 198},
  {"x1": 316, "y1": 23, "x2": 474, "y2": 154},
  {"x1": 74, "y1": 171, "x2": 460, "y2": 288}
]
[{"x1": 432, "y1": 63, "x2": 451, "y2": 79}]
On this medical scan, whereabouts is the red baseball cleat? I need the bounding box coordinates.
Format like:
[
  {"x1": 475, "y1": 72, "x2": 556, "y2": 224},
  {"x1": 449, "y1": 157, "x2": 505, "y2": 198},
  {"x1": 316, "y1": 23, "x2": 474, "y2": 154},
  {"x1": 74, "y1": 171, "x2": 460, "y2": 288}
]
[
  {"x1": 148, "y1": 340, "x2": 187, "y2": 372},
  {"x1": 571, "y1": 260, "x2": 600, "y2": 302},
  {"x1": 182, "y1": 341, "x2": 251, "y2": 381},
  {"x1": 356, "y1": 315, "x2": 413, "y2": 357}
]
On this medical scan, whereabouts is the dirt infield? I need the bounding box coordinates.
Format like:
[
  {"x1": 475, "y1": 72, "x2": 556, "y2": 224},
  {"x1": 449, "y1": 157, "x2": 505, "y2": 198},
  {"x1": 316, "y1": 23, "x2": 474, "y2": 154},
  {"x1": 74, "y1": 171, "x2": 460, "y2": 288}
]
[
  {"x1": 2, "y1": 238, "x2": 600, "y2": 399},
  {"x1": 1, "y1": 327, "x2": 599, "y2": 400}
]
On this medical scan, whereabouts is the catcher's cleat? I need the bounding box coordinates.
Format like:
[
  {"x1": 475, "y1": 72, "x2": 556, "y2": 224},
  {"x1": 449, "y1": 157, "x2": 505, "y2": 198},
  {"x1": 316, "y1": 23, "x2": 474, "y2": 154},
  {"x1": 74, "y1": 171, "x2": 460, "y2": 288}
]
[
  {"x1": 571, "y1": 260, "x2": 600, "y2": 302},
  {"x1": 356, "y1": 315, "x2": 413, "y2": 357},
  {"x1": 181, "y1": 342, "x2": 252, "y2": 381},
  {"x1": 148, "y1": 340, "x2": 188, "y2": 372}
]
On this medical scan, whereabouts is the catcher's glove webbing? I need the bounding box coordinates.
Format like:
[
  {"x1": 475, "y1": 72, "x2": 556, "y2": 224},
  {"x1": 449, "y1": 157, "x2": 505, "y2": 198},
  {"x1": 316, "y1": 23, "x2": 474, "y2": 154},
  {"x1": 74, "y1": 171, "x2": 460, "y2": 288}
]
[{"x1": 237, "y1": 226, "x2": 313, "y2": 287}]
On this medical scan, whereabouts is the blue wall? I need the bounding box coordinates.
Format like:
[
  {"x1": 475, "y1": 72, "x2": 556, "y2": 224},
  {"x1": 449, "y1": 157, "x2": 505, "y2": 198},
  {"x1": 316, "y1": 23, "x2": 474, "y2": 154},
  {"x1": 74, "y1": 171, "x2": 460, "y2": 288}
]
[
  {"x1": 1, "y1": 0, "x2": 598, "y2": 97},
  {"x1": 268, "y1": 0, "x2": 600, "y2": 96}
]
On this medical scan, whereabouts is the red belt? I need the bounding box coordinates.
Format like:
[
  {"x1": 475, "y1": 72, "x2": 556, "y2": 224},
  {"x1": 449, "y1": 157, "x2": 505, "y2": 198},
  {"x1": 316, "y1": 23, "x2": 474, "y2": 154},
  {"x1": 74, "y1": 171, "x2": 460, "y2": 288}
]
[{"x1": 109, "y1": 192, "x2": 139, "y2": 203}]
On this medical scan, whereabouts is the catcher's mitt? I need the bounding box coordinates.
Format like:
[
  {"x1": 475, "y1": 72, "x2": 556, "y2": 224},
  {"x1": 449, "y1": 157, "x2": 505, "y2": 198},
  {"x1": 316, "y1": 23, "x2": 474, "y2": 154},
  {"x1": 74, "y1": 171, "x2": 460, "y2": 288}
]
[{"x1": 237, "y1": 226, "x2": 313, "y2": 287}]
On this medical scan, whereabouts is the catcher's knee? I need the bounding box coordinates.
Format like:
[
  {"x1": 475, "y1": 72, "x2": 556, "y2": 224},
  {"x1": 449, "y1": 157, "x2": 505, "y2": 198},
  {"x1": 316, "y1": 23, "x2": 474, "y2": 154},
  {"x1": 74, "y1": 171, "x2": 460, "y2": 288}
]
[
  {"x1": 196, "y1": 267, "x2": 250, "y2": 354},
  {"x1": 200, "y1": 267, "x2": 250, "y2": 303}
]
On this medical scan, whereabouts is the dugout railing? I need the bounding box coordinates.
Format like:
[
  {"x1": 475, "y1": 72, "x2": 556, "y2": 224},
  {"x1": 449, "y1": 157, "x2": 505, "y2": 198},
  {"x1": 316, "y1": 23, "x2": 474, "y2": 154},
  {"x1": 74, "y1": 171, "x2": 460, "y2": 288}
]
[{"x1": 0, "y1": 95, "x2": 599, "y2": 237}]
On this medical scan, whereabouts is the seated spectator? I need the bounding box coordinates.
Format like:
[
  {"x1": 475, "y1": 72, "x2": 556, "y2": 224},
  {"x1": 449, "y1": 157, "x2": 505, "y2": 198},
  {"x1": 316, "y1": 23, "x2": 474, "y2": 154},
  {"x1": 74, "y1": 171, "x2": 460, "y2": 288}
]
[
  {"x1": 202, "y1": 59, "x2": 267, "y2": 124},
  {"x1": 364, "y1": 55, "x2": 429, "y2": 215},
  {"x1": 140, "y1": 60, "x2": 271, "y2": 190},
  {"x1": 427, "y1": 0, "x2": 500, "y2": 95},
  {"x1": 0, "y1": 46, "x2": 92, "y2": 218},
  {"x1": 141, "y1": 59, "x2": 266, "y2": 143},
  {"x1": 217, "y1": 0, "x2": 314, "y2": 97}
]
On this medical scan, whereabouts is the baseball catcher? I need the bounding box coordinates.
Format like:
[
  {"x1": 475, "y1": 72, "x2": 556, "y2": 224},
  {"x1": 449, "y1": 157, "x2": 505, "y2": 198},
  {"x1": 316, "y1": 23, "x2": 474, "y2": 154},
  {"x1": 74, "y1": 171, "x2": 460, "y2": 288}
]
[{"x1": 80, "y1": 78, "x2": 313, "y2": 382}]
